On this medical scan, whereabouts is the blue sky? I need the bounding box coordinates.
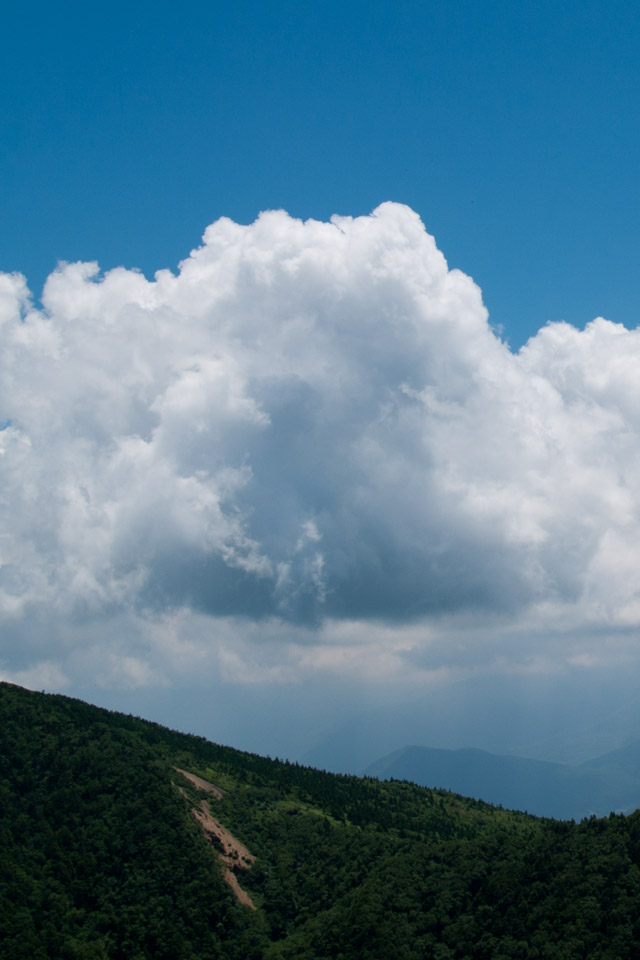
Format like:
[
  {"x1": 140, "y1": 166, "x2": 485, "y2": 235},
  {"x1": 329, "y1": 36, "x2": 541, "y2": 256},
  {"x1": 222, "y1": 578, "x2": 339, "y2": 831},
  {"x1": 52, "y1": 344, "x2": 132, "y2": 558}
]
[
  {"x1": 3, "y1": 0, "x2": 640, "y2": 767},
  {"x1": 4, "y1": 0, "x2": 640, "y2": 348}
]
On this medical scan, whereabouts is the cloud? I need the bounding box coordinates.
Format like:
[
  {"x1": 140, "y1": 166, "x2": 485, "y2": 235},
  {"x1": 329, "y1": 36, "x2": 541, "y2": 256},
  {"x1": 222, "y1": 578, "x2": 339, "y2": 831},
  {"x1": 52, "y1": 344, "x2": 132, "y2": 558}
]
[
  {"x1": 2, "y1": 202, "x2": 640, "y2": 689},
  {"x1": 0, "y1": 660, "x2": 69, "y2": 692}
]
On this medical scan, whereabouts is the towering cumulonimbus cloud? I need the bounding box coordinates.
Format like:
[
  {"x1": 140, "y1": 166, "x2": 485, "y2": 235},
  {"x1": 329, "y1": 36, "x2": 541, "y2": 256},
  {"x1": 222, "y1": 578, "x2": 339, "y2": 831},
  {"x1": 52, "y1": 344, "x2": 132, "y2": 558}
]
[{"x1": 1, "y1": 202, "x2": 640, "y2": 687}]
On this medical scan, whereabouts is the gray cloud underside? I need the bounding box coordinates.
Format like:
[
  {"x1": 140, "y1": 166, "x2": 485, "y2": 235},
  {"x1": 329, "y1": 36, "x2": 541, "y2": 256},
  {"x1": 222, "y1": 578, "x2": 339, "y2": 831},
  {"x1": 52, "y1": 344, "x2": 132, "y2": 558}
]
[{"x1": 1, "y1": 203, "x2": 640, "y2": 687}]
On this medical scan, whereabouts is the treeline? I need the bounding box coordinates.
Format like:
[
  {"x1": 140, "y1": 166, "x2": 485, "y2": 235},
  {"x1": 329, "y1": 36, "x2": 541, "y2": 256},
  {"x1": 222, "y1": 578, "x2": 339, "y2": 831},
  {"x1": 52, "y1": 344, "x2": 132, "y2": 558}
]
[{"x1": 2, "y1": 682, "x2": 640, "y2": 958}]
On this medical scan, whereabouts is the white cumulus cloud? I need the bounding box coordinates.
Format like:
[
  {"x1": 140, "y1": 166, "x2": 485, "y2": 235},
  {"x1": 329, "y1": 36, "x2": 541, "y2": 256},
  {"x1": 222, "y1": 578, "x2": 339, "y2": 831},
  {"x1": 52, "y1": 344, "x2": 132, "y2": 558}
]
[{"x1": 1, "y1": 202, "x2": 640, "y2": 688}]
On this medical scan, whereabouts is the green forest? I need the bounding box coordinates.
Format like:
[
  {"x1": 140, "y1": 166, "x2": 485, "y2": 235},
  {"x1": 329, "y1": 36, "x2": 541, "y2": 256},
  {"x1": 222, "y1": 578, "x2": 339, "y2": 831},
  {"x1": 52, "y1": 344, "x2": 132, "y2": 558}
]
[{"x1": 2, "y1": 681, "x2": 640, "y2": 959}]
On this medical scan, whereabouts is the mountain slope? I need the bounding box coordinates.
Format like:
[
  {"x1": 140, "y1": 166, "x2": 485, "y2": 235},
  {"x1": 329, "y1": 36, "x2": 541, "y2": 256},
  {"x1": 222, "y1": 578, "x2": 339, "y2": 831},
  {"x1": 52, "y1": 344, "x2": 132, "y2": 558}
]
[
  {"x1": 582, "y1": 738, "x2": 640, "y2": 778},
  {"x1": 4, "y1": 681, "x2": 640, "y2": 959}
]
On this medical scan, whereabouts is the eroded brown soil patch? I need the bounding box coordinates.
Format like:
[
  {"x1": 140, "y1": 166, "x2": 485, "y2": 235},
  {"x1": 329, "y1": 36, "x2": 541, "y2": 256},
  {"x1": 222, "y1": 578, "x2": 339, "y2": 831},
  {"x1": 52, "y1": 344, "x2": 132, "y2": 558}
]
[
  {"x1": 192, "y1": 800, "x2": 255, "y2": 868},
  {"x1": 191, "y1": 799, "x2": 256, "y2": 910},
  {"x1": 174, "y1": 767, "x2": 226, "y2": 799},
  {"x1": 173, "y1": 768, "x2": 256, "y2": 909}
]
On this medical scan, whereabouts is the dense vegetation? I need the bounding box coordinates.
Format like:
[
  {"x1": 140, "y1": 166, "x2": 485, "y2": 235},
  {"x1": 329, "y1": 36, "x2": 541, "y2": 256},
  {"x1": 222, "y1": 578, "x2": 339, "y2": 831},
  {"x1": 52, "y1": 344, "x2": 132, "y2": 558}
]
[{"x1": 3, "y1": 682, "x2": 640, "y2": 959}]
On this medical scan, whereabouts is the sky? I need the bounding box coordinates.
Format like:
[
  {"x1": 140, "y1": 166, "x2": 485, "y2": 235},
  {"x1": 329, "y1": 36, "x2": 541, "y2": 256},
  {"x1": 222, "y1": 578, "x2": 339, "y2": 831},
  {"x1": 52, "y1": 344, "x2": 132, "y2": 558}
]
[{"x1": 3, "y1": 0, "x2": 640, "y2": 767}]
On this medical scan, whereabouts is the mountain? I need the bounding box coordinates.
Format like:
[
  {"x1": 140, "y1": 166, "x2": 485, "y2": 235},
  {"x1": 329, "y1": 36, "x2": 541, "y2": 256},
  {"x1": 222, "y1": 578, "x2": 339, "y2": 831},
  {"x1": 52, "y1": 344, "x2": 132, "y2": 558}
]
[
  {"x1": 300, "y1": 675, "x2": 640, "y2": 775},
  {"x1": 582, "y1": 739, "x2": 640, "y2": 779},
  {"x1": 363, "y1": 744, "x2": 640, "y2": 820},
  {"x1": 4, "y1": 681, "x2": 640, "y2": 958}
]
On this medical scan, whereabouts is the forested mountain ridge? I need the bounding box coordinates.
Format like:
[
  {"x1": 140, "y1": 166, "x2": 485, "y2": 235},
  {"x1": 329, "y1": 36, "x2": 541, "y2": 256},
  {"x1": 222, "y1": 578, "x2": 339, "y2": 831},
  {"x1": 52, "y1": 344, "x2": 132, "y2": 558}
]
[{"x1": 3, "y1": 682, "x2": 640, "y2": 959}]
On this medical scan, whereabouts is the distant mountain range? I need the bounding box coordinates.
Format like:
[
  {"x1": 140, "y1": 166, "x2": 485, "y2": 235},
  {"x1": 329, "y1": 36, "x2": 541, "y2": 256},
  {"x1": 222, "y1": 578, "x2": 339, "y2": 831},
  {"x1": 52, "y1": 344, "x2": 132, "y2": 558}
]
[
  {"x1": 363, "y1": 742, "x2": 640, "y2": 820},
  {"x1": 300, "y1": 674, "x2": 640, "y2": 781}
]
